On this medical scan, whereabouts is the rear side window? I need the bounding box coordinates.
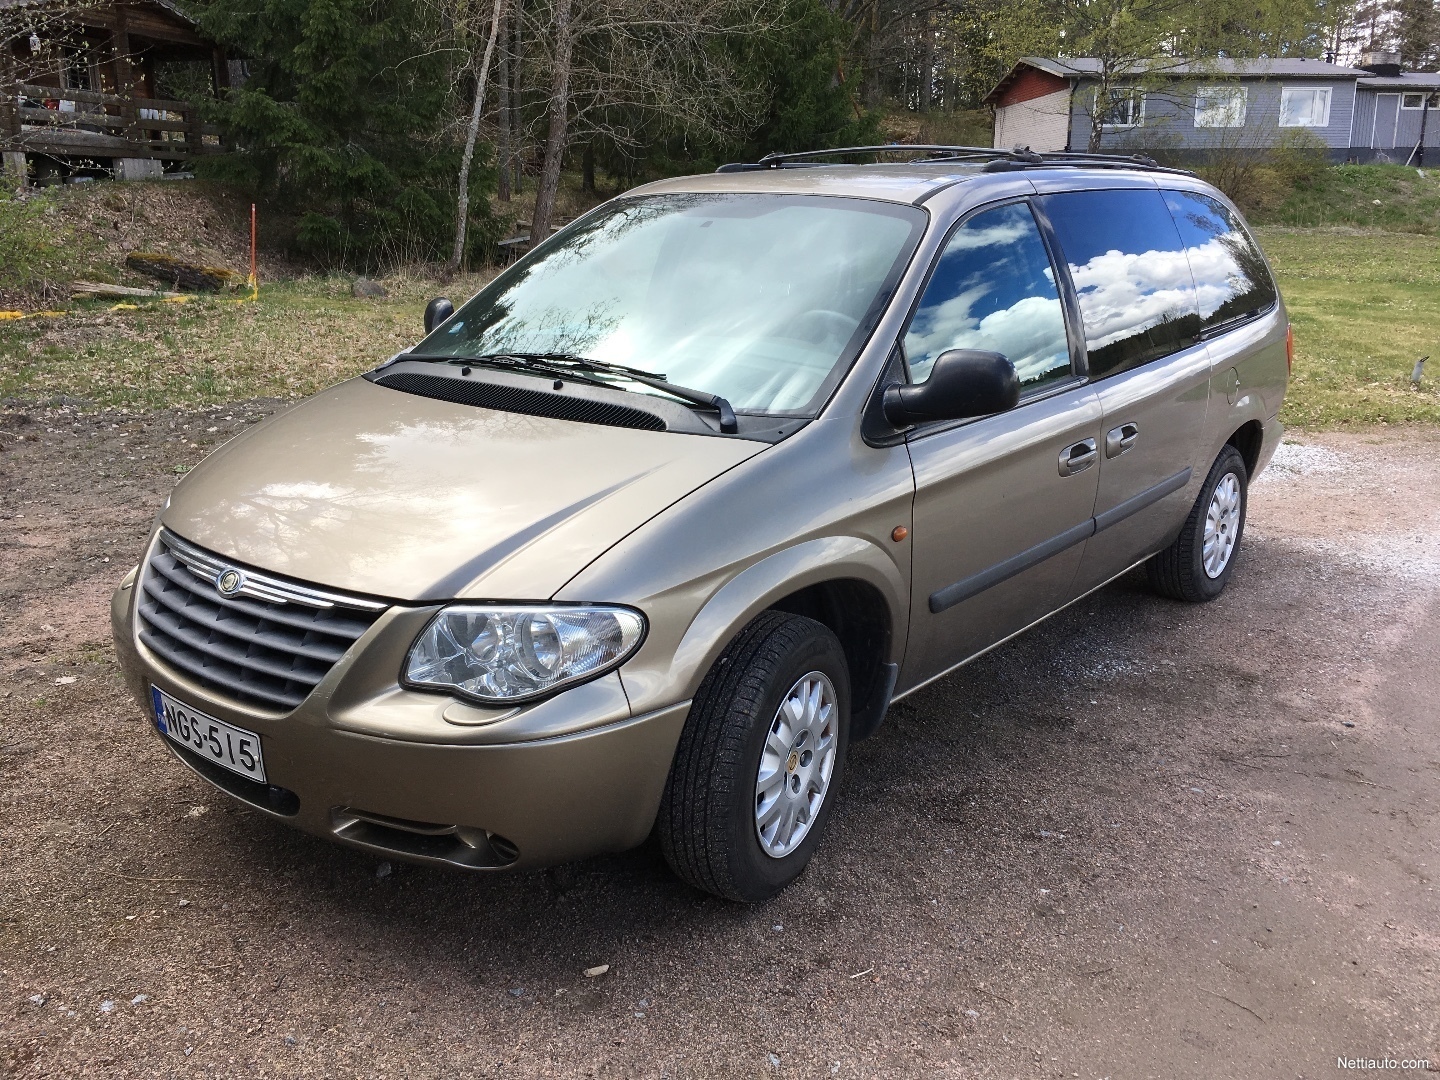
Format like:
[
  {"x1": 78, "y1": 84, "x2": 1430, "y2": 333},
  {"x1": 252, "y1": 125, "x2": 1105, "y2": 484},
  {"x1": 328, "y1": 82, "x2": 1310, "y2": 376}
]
[
  {"x1": 1162, "y1": 190, "x2": 1277, "y2": 333},
  {"x1": 903, "y1": 201, "x2": 1071, "y2": 393},
  {"x1": 1038, "y1": 188, "x2": 1201, "y2": 379}
]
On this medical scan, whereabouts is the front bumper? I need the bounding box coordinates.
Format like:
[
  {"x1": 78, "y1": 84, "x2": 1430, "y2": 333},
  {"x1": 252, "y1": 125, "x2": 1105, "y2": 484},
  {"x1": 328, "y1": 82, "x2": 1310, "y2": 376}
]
[{"x1": 110, "y1": 568, "x2": 689, "y2": 870}]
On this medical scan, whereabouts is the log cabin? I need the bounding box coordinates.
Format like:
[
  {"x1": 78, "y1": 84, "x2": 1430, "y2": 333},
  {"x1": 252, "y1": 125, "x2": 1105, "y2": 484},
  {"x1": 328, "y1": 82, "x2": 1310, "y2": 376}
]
[{"x1": 2, "y1": 0, "x2": 229, "y2": 183}]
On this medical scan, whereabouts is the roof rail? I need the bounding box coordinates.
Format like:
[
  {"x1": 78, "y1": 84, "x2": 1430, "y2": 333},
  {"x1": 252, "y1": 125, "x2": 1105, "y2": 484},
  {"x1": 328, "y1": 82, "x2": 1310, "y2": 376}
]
[{"x1": 715, "y1": 145, "x2": 1191, "y2": 175}]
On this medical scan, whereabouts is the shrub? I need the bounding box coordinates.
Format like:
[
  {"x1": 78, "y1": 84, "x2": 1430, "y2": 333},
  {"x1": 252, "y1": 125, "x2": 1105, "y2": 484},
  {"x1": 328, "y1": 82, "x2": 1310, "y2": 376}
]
[{"x1": 1196, "y1": 130, "x2": 1327, "y2": 216}]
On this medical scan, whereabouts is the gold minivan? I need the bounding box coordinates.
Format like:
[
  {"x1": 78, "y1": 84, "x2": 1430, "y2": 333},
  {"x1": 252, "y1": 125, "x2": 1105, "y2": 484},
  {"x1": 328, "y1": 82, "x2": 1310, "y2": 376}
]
[{"x1": 111, "y1": 148, "x2": 1288, "y2": 901}]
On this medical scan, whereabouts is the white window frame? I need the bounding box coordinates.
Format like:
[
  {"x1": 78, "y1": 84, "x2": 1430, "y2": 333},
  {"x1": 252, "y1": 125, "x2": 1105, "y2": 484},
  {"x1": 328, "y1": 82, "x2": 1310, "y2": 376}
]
[
  {"x1": 1097, "y1": 86, "x2": 1145, "y2": 130},
  {"x1": 1401, "y1": 92, "x2": 1439, "y2": 109},
  {"x1": 1194, "y1": 86, "x2": 1247, "y2": 128},
  {"x1": 1279, "y1": 85, "x2": 1332, "y2": 128}
]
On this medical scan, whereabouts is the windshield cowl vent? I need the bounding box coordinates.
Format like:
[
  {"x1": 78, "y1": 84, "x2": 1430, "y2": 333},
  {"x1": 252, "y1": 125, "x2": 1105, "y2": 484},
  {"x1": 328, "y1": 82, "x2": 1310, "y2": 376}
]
[{"x1": 372, "y1": 371, "x2": 668, "y2": 432}]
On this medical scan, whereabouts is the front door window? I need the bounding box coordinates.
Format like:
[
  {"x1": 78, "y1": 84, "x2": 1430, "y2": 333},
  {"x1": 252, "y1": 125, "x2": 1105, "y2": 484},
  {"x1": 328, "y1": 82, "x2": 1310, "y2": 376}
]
[{"x1": 903, "y1": 202, "x2": 1072, "y2": 395}]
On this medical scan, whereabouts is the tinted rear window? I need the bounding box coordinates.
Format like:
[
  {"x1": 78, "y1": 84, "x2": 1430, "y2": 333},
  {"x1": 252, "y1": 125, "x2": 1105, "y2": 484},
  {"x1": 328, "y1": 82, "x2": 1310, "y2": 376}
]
[
  {"x1": 1038, "y1": 188, "x2": 1201, "y2": 379},
  {"x1": 1162, "y1": 190, "x2": 1278, "y2": 333}
]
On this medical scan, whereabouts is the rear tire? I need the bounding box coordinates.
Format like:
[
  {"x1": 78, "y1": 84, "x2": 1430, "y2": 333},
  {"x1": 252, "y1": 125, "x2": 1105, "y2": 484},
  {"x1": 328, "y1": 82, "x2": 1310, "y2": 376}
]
[
  {"x1": 1146, "y1": 444, "x2": 1248, "y2": 602},
  {"x1": 658, "y1": 611, "x2": 850, "y2": 903}
]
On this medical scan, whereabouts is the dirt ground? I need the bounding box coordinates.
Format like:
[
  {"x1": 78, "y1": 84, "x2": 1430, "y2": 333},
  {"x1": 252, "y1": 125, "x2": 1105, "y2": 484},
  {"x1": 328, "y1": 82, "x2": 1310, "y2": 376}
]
[{"x1": 1, "y1": 405, "x2": 1438, "y2": 1079}]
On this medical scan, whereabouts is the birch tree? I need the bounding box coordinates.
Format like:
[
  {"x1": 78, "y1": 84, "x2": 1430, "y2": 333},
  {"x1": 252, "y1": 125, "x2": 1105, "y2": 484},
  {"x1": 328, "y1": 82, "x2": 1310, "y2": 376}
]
[
  {"x1": 449, "y1": 0, "x2": 506, "y2": 270},
  {"x1": 520, "y1": 0, "x2": 779, "y2": 243}
]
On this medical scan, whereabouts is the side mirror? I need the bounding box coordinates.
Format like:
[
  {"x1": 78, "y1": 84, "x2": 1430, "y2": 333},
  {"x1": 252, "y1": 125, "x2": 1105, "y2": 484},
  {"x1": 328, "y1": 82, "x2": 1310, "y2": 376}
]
[
  {"x1": 883, "y1": 349, "x2": 1020, "y2": 426},
  {"x1": 424, "y1": 297, "x2": 455, "y2": 334}
]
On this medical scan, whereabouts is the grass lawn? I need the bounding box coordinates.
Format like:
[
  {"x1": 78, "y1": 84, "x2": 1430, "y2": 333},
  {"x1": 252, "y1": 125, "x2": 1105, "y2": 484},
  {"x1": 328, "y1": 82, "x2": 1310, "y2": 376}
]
[
  {"x1": 2, "y1": 228, "x2": 1437, "y2": 429},
  {"x1": 1256, "y1": 164, "x2": 1440, "y2": 235},
  {"x1": 1259, "y1": 227, "x2": 1440, "y2": 427}
]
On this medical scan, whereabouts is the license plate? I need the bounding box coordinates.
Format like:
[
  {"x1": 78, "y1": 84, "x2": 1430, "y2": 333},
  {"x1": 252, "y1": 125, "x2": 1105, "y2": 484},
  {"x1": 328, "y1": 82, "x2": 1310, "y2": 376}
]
[{"x1": 151, "y1": 686, "x2": 266, "y2": 783}]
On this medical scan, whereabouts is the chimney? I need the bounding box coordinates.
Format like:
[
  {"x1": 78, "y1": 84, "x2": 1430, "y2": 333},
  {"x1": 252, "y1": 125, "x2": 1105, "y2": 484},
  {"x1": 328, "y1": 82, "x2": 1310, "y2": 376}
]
[{"x1": 1359, "y1": 49, "x2": 1402, "y2": 77}]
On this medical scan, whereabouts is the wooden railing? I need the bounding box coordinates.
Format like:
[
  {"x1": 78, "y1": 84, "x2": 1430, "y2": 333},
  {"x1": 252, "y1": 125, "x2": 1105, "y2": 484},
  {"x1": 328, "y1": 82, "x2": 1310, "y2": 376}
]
[{"x1": 2, "y1": 82, "x2": 223, "y2": 158}]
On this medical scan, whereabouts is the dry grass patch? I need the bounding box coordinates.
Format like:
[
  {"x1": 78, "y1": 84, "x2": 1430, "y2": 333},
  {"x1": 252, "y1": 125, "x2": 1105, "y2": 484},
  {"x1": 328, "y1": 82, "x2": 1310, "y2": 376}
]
[{"x1": 0, "y1": 272, "x2": 495, "y2": 409}]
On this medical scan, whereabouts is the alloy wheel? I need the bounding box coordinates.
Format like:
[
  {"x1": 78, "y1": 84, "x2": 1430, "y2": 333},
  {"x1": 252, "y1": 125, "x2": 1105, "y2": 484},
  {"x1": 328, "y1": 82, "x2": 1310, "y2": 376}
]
[
  {"x1": 1202, "y1": 471, "x2": 1242, "y2": 578},
  {"x1": 754, "y1": 671, "x2": 838, "y2": 858}
]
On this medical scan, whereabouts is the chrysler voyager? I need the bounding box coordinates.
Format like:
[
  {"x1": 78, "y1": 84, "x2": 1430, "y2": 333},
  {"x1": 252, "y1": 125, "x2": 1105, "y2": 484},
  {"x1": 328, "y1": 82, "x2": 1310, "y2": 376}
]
[{"x1": 111, "y1": 147, "x2": 1288, "y2": 901}]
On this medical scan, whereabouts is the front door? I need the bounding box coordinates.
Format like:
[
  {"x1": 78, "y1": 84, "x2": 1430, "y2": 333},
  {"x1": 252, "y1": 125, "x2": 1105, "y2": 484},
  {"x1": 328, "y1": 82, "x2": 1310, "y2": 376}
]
[{"x1": 899, "y1": 199, "x2": 1102, "y2": 692}]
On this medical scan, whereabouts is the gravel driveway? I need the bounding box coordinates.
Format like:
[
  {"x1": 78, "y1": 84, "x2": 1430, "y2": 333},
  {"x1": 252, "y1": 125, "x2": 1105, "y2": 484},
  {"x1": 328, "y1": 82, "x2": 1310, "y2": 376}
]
[{"x1": 2, "y1": 405, "x2": 1438, "y2": 1079}]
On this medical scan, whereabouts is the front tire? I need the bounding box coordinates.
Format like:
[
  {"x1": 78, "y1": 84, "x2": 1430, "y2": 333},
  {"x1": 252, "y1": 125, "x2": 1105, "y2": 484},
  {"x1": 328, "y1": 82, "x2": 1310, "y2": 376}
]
[
  {"x1": 658, "y1": 611, "x2": 850, "y2": 902},
  {"x1": 1147, "y1": 444, "x2": 1248, "y2": 602}
]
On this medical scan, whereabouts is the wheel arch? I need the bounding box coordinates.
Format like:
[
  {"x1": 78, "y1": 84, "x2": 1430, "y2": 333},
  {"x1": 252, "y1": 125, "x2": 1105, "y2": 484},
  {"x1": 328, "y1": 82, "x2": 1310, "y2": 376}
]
[
  {"x1": 649, "y1": 536, "x2": 908, "y2": 738},
  {"x1": 767, "y1": 577, "x2": 897, "y2": 741},
  {"x1": 1226, "y1": 418, "x2": 1265, "y2": 477}
]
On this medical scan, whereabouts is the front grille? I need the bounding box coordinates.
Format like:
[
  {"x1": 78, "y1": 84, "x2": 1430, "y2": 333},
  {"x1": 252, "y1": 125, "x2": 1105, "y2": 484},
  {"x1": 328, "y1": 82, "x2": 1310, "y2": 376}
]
[
  {"x1": 137, "y1": 530, "x2": 388, "y2": 713},
  {"x1": 373, "y1": 371, "x2": 668, "y2": 431}
]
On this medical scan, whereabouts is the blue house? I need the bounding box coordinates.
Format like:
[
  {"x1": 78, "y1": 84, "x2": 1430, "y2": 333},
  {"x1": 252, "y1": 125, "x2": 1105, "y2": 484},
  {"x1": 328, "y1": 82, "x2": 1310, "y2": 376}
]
[{"x1": 986, "y1": 53, "x2": 1440, "y2": 163}]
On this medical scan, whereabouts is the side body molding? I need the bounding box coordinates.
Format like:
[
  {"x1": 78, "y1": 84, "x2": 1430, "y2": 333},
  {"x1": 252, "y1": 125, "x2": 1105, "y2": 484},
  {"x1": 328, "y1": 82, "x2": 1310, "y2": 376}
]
[{"x1": 927, "y1": 467, "x2": 1193, "y2": 615}]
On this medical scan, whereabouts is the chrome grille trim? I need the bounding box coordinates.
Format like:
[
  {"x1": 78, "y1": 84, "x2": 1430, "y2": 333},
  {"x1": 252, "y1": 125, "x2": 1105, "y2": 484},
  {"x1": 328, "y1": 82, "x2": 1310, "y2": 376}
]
[
  {"x1": 162, "y1": 530, "x2": 388, "y2": 611},
  {"x1": 137, "y1": 531, "x2": 389, "y2": 712}
]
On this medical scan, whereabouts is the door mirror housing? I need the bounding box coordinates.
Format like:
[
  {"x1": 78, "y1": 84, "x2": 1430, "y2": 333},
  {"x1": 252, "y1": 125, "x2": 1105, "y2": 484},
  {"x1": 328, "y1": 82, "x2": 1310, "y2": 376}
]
[
  {"x1": 424, "y1": 297, "x2": 455, "y2": 334},
  {"x1": 883, "y1": 349, "x2": 1020, "y2": 426}
]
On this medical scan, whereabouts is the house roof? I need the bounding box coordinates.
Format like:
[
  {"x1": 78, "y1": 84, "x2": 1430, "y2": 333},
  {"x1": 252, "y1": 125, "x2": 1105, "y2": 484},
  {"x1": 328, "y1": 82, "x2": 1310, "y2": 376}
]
[
  {"x1": 1357, "y1": 72, "x2": 1440, "y2": 90},
  {"x1": 0, "y1": 0, "x2": 200, "y2": 28},
  {"x1": 985, "y1": 56, "x2": 1373, "y2": 104}
]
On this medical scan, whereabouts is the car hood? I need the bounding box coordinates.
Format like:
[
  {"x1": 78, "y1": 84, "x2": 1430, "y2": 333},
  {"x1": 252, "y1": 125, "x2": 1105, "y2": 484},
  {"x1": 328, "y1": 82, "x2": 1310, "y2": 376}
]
[{"x1": 162, "y1": 377, "x2": 766, "y2": 601}]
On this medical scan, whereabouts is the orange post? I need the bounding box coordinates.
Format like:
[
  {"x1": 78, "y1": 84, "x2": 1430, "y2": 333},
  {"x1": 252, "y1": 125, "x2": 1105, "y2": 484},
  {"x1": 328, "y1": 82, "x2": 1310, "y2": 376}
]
[{"x1": 248, "y1": 203, "x2": 258, "y2": 301}]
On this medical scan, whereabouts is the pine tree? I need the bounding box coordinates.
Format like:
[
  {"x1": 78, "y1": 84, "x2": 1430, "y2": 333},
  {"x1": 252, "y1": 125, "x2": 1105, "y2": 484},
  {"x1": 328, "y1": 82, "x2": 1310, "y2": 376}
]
[{"x1": 197, "y1": 0, "x2": 498, "y2": 265}]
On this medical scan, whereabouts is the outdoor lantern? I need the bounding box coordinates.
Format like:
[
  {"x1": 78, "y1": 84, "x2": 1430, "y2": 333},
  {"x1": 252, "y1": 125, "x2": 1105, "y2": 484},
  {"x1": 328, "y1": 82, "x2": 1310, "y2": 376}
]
[{"x1": 29, "y1": 31, "x2": 42, "y2": 53}]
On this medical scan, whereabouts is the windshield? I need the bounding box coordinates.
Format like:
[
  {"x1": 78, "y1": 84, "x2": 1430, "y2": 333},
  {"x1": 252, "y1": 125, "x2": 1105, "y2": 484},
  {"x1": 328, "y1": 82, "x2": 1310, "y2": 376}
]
[{"x1": 412, "y1": 193, "x2": 926, "y2": 416}]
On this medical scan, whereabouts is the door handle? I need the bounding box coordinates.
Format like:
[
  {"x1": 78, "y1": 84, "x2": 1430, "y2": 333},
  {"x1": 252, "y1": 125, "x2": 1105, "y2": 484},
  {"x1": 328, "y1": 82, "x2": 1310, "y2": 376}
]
[
  {"x1": 1058, "y1": 438, "x2": 1098, "y2": 476},
  {"x1": 1105, "y1": 422, "x2": 1140, "y2": 458}
]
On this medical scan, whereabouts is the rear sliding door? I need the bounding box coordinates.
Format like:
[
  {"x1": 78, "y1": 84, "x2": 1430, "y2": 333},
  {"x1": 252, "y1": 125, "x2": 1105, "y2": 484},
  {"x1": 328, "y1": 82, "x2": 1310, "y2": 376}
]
[{"x1": 1032, "y1": 184, "x2": 1211, "y2": 594}]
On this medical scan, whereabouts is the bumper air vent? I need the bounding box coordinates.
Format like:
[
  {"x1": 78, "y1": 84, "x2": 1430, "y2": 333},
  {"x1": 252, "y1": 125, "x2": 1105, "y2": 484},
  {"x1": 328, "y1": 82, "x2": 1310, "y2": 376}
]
[{"x1": 331, "y1": 807, "x2": 521, "y2": 868}]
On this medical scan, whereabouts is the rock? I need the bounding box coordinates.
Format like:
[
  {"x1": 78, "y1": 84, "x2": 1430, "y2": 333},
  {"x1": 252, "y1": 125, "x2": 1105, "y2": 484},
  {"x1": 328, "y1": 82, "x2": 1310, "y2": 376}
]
[
  {"x1": 375, "y1": 861, "x2": 392, "y2": 879},
  {"x1": 583, "y1": 964, "x2": 609, "y2": 978},
  {"x1": 352, "y1": 277, "x2": 389, "y2": 298}
]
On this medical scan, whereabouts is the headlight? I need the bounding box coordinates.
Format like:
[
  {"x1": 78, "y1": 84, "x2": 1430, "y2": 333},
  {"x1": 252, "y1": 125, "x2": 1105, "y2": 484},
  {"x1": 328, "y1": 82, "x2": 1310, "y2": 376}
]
[{"x1": 403, "y1": 604, "x2": 646, "y2": 704}]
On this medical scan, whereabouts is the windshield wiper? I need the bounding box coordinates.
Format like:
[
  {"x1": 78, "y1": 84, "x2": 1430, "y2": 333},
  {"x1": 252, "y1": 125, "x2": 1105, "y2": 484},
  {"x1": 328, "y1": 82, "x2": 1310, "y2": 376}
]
[
  {"x1": 436, "y1": 353, "x2": 614, "y2": 390},
  {"x1": 474, "y1": 352, "x2": 740, "y2": 434}
]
